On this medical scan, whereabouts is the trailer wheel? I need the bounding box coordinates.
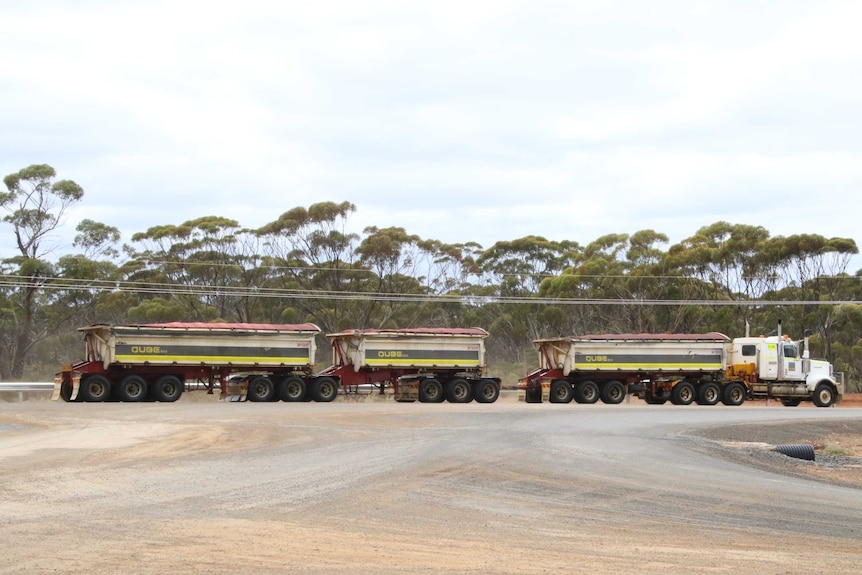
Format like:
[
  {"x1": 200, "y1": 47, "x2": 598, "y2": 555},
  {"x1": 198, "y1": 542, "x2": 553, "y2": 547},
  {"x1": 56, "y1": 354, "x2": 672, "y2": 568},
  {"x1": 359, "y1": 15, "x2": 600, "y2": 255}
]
[
  {"x1": 79, "y1": 374, "x2": 111, "y2": 402},
  {"x1": 600, "y1": 380, "x2": 626, "y2": 404},
  {"x1": 311, "y1": 377, "x2": 339, "y2": 402},
  {"x1": 419, "y1": 378, "x2": 444, "y2": 403},
  {"x1": 445, "y1": 378, "x2": 473, "y2": 403},
  {"x1": 248, "y1": 376, "x2": 276, "y2": 402},
  {"x1": 721, "y1": 382, "x2": 746, "y2": 406},
  {"x1": 575, "y1": 380, "x2": 599, "y2": 404},
  {"x1": 474, "y1": 379, "x2": 500, "y2": 403},
  {"x1": 152, "y1": 375, "x2": 183, "y2": 402},
  {"x1": 812, "y1": 383, "x2": 835, "y2": 407},
  {"x1": 549, "y1": 379, "x2": 573, "y2": 403},
  {"x1": 117, "y1": 375, "x2": 148, "y2": 402},
  {"x1": 279, "y1": 376, "x2": 307, "y2": 402},
  {"x1": 671, "y1": 382, "x2": 694, "y2": 405},
  {"x1": 695, "y1": 383, "x2": 720, "y2": 406},
  {"x1": 780, "y1": 398, "x2": 802, "y2": 407}
]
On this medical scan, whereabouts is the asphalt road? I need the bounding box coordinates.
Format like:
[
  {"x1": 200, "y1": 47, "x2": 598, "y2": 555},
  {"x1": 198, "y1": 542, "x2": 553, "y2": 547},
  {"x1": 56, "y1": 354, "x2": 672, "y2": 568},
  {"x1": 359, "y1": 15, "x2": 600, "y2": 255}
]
[{"x1": 1, "y1": 396, "x2": 861, "y2": 574}]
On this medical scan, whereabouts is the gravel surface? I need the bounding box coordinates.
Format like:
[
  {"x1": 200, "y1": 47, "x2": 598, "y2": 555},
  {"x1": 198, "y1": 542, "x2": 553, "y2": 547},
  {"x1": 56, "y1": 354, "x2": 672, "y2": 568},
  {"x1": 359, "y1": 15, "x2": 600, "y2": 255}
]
[{"x1": 2, "y1": 395, "x2": 862, "y2": 574}]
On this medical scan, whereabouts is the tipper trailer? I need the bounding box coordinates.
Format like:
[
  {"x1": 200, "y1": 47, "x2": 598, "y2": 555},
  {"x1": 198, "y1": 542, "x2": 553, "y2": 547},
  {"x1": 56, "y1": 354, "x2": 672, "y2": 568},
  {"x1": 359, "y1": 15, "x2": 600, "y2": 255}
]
[
  {"x1": 318, "y1": 327, "x2": 501, "y2": 403},
  {"x1": 53, "y1": 322, "x2": 328, "y2": 402},
  {"x1": 54, "y1": 323, "x2": 501, "y2": 404},
  {"x1": 520, "y1": 328, "x2": 843, "y2": 407}
]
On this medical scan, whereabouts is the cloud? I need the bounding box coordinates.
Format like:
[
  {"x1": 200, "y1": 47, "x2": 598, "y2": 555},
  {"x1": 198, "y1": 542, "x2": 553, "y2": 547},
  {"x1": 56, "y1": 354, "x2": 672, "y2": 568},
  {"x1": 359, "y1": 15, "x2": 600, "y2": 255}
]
[{"x1": 1, "y1": 0, "x2": 861, "y2": 272}]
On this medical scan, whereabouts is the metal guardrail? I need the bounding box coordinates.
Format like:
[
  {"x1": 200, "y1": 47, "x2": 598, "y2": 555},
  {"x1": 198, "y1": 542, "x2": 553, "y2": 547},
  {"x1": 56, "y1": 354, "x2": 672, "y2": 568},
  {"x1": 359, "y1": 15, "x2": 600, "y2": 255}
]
[{"x1": 0, "y1": 382, "x2": 54, "y2": 401}]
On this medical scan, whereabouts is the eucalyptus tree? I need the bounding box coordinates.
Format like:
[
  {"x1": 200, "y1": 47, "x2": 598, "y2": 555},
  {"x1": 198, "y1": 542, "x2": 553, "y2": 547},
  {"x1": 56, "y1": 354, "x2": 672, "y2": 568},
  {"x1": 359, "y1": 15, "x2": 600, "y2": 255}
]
[
  {"x1": 0, "y1": 164, "x2": 84, "y2": 379},
  {"x1": 475, "y1": 236, "x2": 581, "y2": 362},
  {"x1": 256, "y1": 201, "x2": 363, "y2": 332},
  {"x1": 354, "y1": 226, "x2": 444, "y2": 328},
  {"x1": 125, "y1": 216, "x2": 250, "y2": 321}
]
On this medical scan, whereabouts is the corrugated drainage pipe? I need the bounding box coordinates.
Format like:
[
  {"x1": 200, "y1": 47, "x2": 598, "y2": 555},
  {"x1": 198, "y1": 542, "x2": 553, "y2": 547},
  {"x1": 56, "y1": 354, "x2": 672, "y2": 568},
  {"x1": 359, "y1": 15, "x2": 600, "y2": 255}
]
[{"x1": 775, "y1": 444, "x2": 815, "y2": 461}]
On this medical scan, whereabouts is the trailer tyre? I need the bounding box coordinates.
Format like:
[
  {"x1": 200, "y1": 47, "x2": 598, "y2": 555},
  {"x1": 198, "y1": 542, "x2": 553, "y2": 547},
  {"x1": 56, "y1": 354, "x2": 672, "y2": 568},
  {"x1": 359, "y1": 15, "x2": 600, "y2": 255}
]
[
  {"x1": 601, "y1": 380, "x2": 626, "y2": 404},
  {"x1": 152, "y1": 375, "x2": 183, "y2": 402},
  {"x1": 79, "y1": 375, "x2": 111, "y2": 402},
  {"x1": 279, "y1": 376, "x2": 307, "y2": 402},
  {"x1": 812, "y1": 383, "x2": 835, "y2": 407},
  {"x1": 474, "y1": 379, "x2": 500, "y2": 403},
  {"x1": 248, "y1": 376, "x2": 276, "y2": 402},
  {"x1": 311, "y1": 377, "x2": 339, "y2": 402},
  {"x1": 721, "y1": 382, "x2": 746, "y2": 406},
  {"x1": 696, "y1": 383, "x2": 720, "y2": 406},
  {"x1": 419, "y1": 378, "x2": 444, "y2": 403},
  {"x1": 117, "y1": 375, "x2": 148, "y2": 402},
  {"x1": 575, "y1": 381, "x2": 600, "y2": 404},
  {"x1": 445, "y1": 378, "x2": 473, "y2": 403},
  {"x1": 671, "y1": 382, "x2": 695, "y2": 405},
  {"x1": 549, "y1": 379, "x2": 573, "y2": 403}
]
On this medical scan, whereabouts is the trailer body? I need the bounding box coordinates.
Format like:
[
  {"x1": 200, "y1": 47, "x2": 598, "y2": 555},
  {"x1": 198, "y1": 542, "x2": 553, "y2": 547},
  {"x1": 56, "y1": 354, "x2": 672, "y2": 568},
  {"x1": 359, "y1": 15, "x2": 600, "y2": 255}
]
[
  {"x1": 521, "y1": 330, "x2": 843, "y2": 407},
  {"x1": 320, "y1": 328, "x2": 500, "y2": 403},
  {"x1": 53, "y1": 322, "x2": 333, "y2": 403}
]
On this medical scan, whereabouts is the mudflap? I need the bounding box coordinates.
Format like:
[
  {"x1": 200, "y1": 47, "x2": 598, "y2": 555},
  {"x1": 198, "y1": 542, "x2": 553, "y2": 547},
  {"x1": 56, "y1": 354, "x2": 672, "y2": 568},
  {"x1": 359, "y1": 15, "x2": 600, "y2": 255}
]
[{"x1": 223, "y1": 380, "x2": 248, "y2": 402}]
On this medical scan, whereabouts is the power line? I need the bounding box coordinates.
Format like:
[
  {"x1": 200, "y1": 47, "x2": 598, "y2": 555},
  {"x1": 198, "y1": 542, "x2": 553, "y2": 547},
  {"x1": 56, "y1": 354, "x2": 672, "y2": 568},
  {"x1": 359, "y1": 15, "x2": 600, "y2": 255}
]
[{"x1": 0, "y1": 274, "x2": 859, "y2": 307}]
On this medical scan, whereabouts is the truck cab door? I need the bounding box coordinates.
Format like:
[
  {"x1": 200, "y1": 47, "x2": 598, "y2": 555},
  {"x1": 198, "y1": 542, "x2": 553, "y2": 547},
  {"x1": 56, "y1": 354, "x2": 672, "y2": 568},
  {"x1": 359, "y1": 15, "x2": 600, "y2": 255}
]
[{"x1": 780, "y1": 342, "x2": 804, "y2": 381}]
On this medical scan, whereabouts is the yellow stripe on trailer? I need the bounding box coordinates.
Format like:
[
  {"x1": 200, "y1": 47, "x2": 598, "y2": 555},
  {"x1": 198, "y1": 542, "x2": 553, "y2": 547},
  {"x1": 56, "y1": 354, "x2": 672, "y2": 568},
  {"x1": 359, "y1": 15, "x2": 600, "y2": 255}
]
[
  {"x1": 114, "y1": 354, "x2": 311, "y2": 364},
  {"x1": 364, "y1": 358, "x2": 481, "y2": 367}
]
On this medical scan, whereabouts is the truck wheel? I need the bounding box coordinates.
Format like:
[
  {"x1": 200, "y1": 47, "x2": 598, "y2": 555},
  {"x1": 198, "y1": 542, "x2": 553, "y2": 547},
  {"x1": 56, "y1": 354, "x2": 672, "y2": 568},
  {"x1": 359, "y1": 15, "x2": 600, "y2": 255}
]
[
  {"x1": 248, "y1": 376, "x2": 276, "y2": 402},
  {"x1": 117, "y1": 375, "x2": 148, "y2": 402},
  {"x1": 445, "y1": 378, "x2": 473, "y2": 403},
  {"x1": 152, "y1": 375, "x2": 183, "y2": 402},
  {"x1": 549, "y1": 379, "x2": 573, "y2": 403},
  {"x1": 600, "y1": 380, "x2": 626, "y2": 404},
  {"x1": 780, "y1": 398, "x2": 802, "y2": 407},
  {"x1": 474, "y1": 379, "x2": 500, "y2": 403},
  {"x1": 311, "y1": 377, "x2": 339, "y2": 402},
  {"x1": 671, "y1": 382, "x2": 694, "y2": 405},
  {"x1": 721, "y1": 382, "x2": 746, "y2": 406},
  {"x1": 79, "y1": 375, "x2": 111, "y2": 402},
  {"x1": 695, "y1": 383, "x2": 720, "y2": 406},
  {"x1": 419, "y1": 378, "x2": 444, "y2": 403},
  {"x1": 575, "y1": 381, "x2": 599, "y2": 404},
  {"x1": 812, "y1": 383, "x2": 835, "y2": 407},
  {"x1": 279, "y1": 376, "x2": 307, "y2": 402}
]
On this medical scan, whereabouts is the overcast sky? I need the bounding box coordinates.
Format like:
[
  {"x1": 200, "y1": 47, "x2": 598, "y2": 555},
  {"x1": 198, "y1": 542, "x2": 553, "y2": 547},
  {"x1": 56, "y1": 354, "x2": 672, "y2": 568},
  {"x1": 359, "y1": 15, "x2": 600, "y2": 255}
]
[{"x1": 2, "y1": 1, "x2": 861, "y2": 269}]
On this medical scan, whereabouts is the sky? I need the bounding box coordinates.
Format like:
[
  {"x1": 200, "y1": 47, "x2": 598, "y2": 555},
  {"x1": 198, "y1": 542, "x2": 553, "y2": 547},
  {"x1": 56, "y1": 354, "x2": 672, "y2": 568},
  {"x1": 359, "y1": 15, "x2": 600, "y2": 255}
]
[{"x1": 2, "y1": 0, "x2": 862, "y2": 269}]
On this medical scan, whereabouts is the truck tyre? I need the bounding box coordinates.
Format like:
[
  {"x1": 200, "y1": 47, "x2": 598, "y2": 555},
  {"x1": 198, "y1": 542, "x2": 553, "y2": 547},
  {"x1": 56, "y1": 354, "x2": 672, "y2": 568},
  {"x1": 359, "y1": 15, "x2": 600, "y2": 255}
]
[
  {"x1": 780, "y1": 398, "x2": 802, "y2": 407},
  {"x1": 152, "y1": 375, "x2": 183, "y2": 402},
  {"x1": 721, "y1": 382, "x2": 746, "y2": 406},
  {"x1": 419, "y1": 378, "x2": 444, "y2": 403},
  {"x1": 445, "y1": 378, "x2": 473, "y2": 403},
  {"x1": 248, "y1": 376, "x2": 276, "y2": 402},
  {"x1": 600, "y1": 380, "x2": 626, "y2": 404},
  {"x1": 310, "y1": 377, "x2": 339, "y2": 402},
  {"x1": 549, "y1": 379, "x2": 573, "y2": 403},
  {"x1": 575, "y1": 380, "x2": 600, "y2": 404},
  {"x1": 117, "y1": 375, "x2": 148, "y2": 402},
  {"x1": 671, "y1": 382, "x2": 694, "y2": 405},
  {"x1": 695, "y1": 383, "x2": 720, "y2": 406},
  {"x1": 279, "y1": 376, "x2": 307, "y2": 402},
  {"x1": 79, "y1": 374, "x2": 111, "y2": 402},
  {"x1": 812, "y1": 383, "x2": 835, "y2": 407},
  {"x1": 474, "y1": 379, "x2": 500, "y2": 403}
]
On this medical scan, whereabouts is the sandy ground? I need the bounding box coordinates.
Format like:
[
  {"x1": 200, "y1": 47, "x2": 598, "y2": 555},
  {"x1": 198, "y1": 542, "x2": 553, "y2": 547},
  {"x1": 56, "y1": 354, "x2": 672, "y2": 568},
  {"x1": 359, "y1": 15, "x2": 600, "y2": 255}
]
[{"x1": 1, "y1": 393, "x2": 861, "y2": 574}]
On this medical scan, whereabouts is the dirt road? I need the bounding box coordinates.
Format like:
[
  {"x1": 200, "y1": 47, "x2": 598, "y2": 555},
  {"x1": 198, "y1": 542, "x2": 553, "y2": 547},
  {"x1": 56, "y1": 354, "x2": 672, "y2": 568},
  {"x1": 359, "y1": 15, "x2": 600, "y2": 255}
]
[{"x1": 1, "y1": 396, "x2": 861, "y2": 574}]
